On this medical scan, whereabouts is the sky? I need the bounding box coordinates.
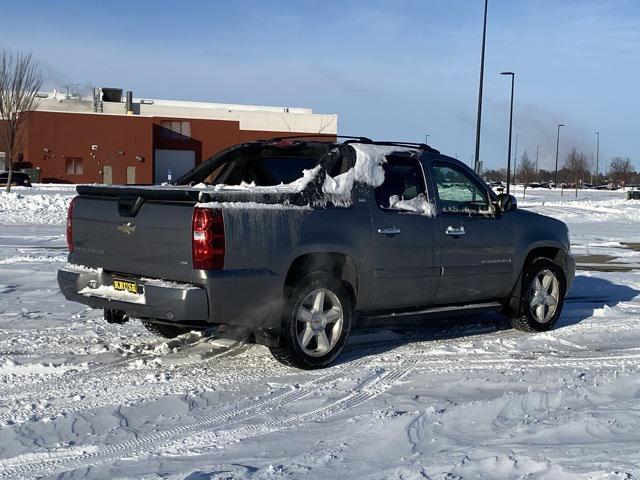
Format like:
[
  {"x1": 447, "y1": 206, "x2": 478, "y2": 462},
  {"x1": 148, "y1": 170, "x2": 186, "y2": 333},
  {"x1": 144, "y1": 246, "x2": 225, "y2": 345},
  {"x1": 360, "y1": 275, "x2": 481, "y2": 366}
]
[{"x1": 1, "y1": 0, "x2": 638, "y2": 171}]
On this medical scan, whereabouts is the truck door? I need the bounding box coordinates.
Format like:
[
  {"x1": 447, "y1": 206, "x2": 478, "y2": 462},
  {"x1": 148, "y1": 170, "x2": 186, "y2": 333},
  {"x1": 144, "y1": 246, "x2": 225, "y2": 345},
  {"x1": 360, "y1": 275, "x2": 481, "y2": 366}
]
[
  {"x1": 430, "y1": 160, "x2": 515, "y2": 304},
  {"x1": 367, "y1": 154, "x2": 440, "y2": 311}
]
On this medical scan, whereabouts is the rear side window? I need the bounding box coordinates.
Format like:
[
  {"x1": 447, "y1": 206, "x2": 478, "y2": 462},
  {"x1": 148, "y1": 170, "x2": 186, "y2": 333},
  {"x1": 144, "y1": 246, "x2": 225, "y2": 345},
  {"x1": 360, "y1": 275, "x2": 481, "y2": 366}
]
[
  {"x1": 177, "y1": 142, "x2": 334, "y2": 186},
  {"x1": 432, "y1": 162, "x2": 491, "y2": 214},
  {"x1": 233, "y1": 156, "x2": 317, "y2": 186},
  {"x1": 374, "y1": 156, "x2": 429, "y2": 213}
]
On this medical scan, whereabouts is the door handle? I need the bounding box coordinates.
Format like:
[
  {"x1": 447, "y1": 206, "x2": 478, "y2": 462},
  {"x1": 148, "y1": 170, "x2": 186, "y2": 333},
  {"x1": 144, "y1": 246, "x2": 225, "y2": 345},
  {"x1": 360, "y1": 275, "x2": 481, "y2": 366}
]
[
  {"x1": 445, "y1": 225, "x2": 465, "y2": 236},
  {"x1": 377, "y1": 227, "x2": 401, "y2": 235}
]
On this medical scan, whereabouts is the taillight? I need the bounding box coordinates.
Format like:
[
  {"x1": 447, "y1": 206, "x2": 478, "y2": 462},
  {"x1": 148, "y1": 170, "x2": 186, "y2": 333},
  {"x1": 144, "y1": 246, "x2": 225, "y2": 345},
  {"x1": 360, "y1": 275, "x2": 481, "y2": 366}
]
[
  {"x1": 66, "y1": 197, "x2": 77, "y2": 252},
  {"x1": 192, "y1": 207, "x2": 225, "y2": 270}
]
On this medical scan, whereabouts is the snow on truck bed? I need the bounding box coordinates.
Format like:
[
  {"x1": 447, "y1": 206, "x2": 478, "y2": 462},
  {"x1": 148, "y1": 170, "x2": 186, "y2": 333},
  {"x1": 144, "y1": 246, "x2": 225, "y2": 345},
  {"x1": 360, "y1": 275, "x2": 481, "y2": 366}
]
[{"x1": 1, "y1": 186, "x2": 640, "y2": 478}]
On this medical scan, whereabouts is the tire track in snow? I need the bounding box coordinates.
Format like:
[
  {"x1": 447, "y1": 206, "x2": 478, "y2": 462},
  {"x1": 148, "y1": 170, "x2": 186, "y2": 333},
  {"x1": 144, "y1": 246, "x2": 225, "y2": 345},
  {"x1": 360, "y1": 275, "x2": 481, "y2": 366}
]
[
  {"x1": 401, "y1": 350, "x2": 640, "y2": 374},
  {"x1": 0, "y1": 357, "x2": 415, "y2": 479},
  {"x1": 178, "y1": 359, "x2": 417, "y2": 454},
  {"x1": 0, "y1": 330, "x2": 417, "y2": 426},
  {"x1": 0, "y1": 330, "x2": 256, "y2": 402},
  {"x1": 0, "y1": 345, "x2": 257, "y2": 425},
  {"x1": 3, "y1": 324, "x2": 639, "y2": 477}
]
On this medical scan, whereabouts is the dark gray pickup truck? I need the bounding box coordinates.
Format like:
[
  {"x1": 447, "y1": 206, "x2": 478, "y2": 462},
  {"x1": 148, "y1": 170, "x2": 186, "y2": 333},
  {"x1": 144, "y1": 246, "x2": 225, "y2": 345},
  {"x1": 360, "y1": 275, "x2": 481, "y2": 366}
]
[{"x1": 58, "y1": 138, "x2": 575, "y2": 368}]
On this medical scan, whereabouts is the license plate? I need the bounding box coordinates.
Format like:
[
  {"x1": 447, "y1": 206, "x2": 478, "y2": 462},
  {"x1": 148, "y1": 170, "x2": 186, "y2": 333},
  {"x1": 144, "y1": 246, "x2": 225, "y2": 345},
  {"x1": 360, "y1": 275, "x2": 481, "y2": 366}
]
[{"x1": 112, "y1": 278, "x2": 138, "y2": 294}]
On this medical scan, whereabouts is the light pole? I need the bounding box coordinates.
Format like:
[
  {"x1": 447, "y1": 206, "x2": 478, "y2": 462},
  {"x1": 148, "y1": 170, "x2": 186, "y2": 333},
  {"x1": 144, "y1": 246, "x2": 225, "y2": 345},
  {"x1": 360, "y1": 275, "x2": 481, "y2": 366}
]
[
  {"x1": 536, "y1": 145, "x2": 541, "y2": 172},
  {"x1": 554, "y1": 123, "x2": 564, "y2": 187},
  {"x1": 500, "y1": 71, "x2": 515, "y2": 194},
  {"x1": 595, "y1": 132, "x2": 600, "y2": 189},
  {"x1": 513, "y1": 133, "x2": 518, "y2": 184},
  {"x1": 474, "y1": 0, "x2": 489, "y2": 173}
]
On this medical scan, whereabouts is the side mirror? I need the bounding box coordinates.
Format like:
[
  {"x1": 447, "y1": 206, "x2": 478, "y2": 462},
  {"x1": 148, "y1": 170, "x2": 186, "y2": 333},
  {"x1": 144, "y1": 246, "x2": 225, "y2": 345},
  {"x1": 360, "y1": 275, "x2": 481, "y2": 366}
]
[{"x1": 496, "y1": 193, "x2": 517, "y2": 213}]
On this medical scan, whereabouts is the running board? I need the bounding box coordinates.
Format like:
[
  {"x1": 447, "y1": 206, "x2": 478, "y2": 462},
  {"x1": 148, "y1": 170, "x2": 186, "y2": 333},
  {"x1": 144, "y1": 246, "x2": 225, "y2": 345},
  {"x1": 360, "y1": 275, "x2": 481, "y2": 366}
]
[{"x1": 364, "y1": 301, "x2": 503, "y2": 321}]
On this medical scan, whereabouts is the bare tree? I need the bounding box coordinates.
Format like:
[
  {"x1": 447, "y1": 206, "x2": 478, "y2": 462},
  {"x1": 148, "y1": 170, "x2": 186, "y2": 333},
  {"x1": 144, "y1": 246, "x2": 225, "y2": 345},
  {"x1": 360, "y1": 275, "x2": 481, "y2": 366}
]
[
  {"x1": 483, "y1": 168, "x2": 507, "y2": 182},
  {"x1": 0, "y1": 51, "x2": 43, "y2": 192},
  {"x1": 608, "y1": 157, "x2": 633, "y2": 187},
  {"x1": 517, "y1": 150, "x2": 536, "y2": 199},
  {"x1": 564, "y1": 148, "x2": 590, "y2": 197}
]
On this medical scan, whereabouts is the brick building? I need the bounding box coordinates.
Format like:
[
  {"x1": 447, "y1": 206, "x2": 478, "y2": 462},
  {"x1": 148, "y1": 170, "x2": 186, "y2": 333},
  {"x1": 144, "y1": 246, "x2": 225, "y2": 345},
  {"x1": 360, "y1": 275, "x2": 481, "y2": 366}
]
[{"x1": 6, "y1": 89, "x2": 337, "y2": 184}]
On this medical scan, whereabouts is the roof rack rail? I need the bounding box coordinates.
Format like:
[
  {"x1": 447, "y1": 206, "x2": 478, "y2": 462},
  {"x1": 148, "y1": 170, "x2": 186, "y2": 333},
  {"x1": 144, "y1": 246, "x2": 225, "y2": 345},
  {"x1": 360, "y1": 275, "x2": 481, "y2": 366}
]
[
  {"x1": 267, "y1": 134, "x2": 373, "y2": 143},
  {"x1": 262, "y1": 135, "x2": 439, "y2": 154},
  {"x1": 344, "y1": 139, "x2": 440, "y2": 154}
]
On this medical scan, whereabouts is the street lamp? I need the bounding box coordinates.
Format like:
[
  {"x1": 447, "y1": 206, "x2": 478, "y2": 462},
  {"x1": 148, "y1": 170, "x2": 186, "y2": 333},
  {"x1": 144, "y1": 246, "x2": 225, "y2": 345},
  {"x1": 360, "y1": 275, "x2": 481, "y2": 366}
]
[
  {"x1": 595, "y1": 132, "x2": 600, "y2": 189},
  {"x1": 513, "y1": 133, "x2": 518, "y2": 184},
  {"x1": 473, "y1": 0, "x2": 489, "y2": 173},
  {"x1": 500, "y1": 71, "x2": 515, "y2": 194},
  {"x1": 536, "y1": 145, "x2": 541, "y2": 172},
  {"x1": 554, "y1": 123, "x2": 564, "y2": 187}
]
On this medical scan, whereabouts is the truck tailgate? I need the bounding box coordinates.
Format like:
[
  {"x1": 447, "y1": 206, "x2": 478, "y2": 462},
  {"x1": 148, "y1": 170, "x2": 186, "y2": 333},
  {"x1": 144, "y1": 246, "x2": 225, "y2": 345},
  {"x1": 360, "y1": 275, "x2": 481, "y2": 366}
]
[{"x1": 71, "y1": 196, "x2": 195, "y2": 283}]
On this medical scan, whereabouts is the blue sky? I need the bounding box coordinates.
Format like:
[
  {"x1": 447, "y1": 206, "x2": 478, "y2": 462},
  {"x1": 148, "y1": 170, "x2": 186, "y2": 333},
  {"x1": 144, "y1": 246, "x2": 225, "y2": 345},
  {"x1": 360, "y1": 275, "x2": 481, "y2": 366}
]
[{"x1": 1, "y1": 0, "x2": 638, "y2": 171}]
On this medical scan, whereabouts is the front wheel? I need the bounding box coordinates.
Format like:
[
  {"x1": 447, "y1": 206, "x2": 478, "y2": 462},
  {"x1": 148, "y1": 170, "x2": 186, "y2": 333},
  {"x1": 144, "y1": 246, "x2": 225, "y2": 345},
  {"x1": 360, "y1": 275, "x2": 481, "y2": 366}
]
[
  {"x1": 511, "y1": 257, "x2": 566, "y2": 332},
  {"x1": 270, "y1": 272, "x2": 352, "y2": 369}
]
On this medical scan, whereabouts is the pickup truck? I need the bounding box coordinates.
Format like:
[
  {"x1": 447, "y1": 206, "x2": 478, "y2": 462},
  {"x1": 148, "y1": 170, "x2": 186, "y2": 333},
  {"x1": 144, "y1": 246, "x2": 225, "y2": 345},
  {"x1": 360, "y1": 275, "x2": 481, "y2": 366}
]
[{"x1": 58, "y1": 138, "x2": 575, "y2": 368}]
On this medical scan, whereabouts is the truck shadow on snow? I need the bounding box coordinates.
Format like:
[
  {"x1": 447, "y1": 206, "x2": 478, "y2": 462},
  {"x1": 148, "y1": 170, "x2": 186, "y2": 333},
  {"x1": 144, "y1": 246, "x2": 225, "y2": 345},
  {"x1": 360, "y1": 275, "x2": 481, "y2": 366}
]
[
  {"x1": 558, "y1": 275, "x2": 640, "y2": 328},
  {"x1": 337, "y1": 275, "x2": 639, "y2": 364}
]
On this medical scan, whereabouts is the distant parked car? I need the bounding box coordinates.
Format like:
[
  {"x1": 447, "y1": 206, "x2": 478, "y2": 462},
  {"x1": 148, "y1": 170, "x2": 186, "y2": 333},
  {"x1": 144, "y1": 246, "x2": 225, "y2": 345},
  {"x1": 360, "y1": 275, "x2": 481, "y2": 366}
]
[{"x1": 0, "y1": 171, "x2": 32, "y2": 187}]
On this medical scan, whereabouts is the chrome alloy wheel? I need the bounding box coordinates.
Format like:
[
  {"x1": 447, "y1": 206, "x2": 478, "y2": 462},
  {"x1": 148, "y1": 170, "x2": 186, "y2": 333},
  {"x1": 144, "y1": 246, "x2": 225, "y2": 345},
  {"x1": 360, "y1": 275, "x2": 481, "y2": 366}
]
[
  {"x1": 528, "y1": 269, "x2": 560, "y2": 323},
  {"x1": 295, "y1": 288, "x2": 344, "y2": 357}
]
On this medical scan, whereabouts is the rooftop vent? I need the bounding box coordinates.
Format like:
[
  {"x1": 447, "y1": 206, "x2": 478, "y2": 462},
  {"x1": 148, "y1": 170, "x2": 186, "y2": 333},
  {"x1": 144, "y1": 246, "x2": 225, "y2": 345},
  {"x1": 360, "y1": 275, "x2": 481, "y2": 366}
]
[{"x1": 101, "y1": 88, "x2": 123, "y2": 103}]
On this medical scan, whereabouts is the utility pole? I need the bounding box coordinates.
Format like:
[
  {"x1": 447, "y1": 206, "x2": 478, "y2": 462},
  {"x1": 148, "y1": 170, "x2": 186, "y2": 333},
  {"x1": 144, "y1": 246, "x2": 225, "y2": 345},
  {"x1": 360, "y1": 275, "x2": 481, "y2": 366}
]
[
  {"x1": 473, "y1": 0, "x2": 489, "y2": 173},
  {"x1": 536, "y1": 145, "x2": 541, "y2": 172},
  {"x1": 500, "y1": 71, "x2": 515, "y2": 194},
  {"x1": 595, "y1": 132, "x2": 600, "y2": 189},
  {"x1": 554, "y1": 123, "x2": 564, "y2": 187},
  {"x1": 513, "y1": 133, "x2": 518, "y2": 184}
]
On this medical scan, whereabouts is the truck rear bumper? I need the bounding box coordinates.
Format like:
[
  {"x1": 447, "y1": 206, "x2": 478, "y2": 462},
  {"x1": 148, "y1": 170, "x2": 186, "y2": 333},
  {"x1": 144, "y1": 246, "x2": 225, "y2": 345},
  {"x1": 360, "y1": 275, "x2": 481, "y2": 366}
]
[{"x1": 57, "y1": 266, "x2": 209, "y2": 322}]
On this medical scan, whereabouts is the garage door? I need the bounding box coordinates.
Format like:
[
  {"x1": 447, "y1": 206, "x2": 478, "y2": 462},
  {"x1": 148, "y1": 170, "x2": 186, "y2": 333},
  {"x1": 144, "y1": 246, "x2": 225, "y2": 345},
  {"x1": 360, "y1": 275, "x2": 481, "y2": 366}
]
[{"x1": 154, "y1": 149, "x2": 196, "y2": 184}]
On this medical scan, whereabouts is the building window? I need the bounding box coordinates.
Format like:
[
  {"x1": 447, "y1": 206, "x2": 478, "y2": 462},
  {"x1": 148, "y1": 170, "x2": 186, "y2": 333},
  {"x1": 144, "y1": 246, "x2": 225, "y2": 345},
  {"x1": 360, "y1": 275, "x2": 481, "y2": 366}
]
[
  {"x1": 65, "y1": 157, "x2": 84, "y2": 175},
  {"x1": 160, "y1": 120, "x2": 191, "y2": 140}
]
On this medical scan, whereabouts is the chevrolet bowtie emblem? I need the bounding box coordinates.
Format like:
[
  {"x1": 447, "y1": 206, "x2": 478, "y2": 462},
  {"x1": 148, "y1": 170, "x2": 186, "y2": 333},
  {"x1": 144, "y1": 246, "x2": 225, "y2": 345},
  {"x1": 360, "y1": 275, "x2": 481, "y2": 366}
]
[{"x1": 117, "y1": 222, "x2": 136, "y2": 235}]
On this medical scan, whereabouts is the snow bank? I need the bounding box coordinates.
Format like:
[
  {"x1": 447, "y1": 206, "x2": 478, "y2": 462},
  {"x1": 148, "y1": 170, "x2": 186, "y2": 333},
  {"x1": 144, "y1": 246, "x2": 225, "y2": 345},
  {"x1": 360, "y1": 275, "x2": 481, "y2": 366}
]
[
  {"x1": 521, "y1": 198, "x2": 640, "y2": 223},
  {"x1": 0, "y1": 190, "x2": 73, "y2": 225},
  {"x1": 0, "y1": 254, "x2": 67, "y2": 264}
]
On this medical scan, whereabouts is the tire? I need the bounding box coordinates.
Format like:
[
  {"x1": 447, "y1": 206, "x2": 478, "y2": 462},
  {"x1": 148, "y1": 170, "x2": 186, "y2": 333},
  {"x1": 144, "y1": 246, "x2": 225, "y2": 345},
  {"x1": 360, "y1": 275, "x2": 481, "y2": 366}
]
[
  {"x1": 511, "y1": 257, "x2": 566, "y2": 332},
  {"x1": 270, "y1": 272, "x2": 352, "y2": 369},
  {"x1": 141, "y1": 320, "x2": 191, "y2": 339}
]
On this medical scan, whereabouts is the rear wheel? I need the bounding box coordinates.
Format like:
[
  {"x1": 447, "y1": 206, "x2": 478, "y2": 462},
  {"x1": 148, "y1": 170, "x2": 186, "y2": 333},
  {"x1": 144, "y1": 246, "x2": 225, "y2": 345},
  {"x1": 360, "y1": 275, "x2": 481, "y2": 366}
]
[
  {"x1": 511, "y1": 257, "x2": 565, "y2": 332},
  {"x1": 141, "y1": 320, "x2": 191, "y2": 338},
  {"x1": 270, "y1": 272, "x2": 352, "y2": 369}
]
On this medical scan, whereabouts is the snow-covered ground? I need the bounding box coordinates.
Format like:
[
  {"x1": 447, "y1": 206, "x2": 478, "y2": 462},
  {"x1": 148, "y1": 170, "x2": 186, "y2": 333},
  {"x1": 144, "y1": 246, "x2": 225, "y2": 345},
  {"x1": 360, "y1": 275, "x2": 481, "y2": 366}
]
[{"x1": 1, "y1": 185, "x2": 640, "y2": 479}]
